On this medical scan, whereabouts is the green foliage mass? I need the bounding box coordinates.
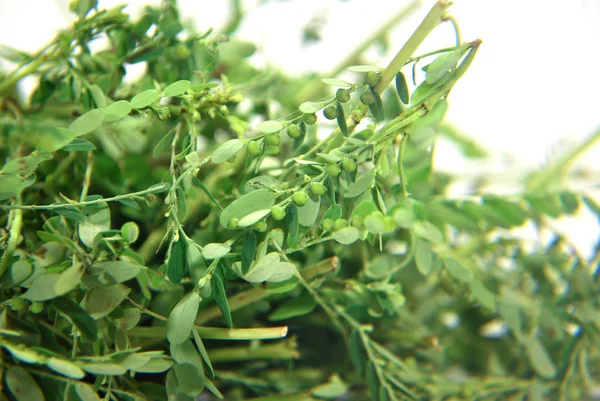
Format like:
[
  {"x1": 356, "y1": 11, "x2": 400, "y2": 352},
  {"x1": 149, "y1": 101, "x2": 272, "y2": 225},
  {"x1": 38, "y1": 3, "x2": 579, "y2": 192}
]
[{"x1": 0, "y1": 1, "x2": 599, "y2": 400}]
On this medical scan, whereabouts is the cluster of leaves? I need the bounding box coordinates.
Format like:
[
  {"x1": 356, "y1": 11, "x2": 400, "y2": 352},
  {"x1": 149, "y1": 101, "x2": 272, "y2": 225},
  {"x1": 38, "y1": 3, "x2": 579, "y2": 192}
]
[{"x1": 1, "y1": 1, "x2": 599, "y2": 401}]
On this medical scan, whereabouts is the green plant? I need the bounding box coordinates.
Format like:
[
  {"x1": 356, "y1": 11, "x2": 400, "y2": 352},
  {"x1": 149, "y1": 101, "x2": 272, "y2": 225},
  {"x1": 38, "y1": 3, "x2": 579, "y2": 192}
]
[{"x1": 1, "y1": 1, "x2": 599, "y2": 400}]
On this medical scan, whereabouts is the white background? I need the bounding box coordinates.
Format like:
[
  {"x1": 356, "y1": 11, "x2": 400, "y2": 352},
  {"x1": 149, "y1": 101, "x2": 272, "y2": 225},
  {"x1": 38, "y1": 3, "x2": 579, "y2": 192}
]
[{"x1": 1, "y1": 0, "x2": 599, "y2": 256}]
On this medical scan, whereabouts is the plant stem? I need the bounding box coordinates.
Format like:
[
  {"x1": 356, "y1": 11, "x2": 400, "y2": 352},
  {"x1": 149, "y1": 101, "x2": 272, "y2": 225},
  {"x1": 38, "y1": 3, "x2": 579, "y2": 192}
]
[
  {"x1": 375, "y1": 0, "x2": 452, "y2": 94},
  {"x1": 208, "y1": 339, "x2": 299, "y2": 362},
  {"x1": 0, "y1": 195, "x2": 23, "y2": 277},
  {"x1": 0, "y1": 184, "x2": 167, "y2": 210},
  {"x1": 128, "y1": 325, "x2": 288, "y2": 340},
  {"x1": 397, "y1": 133, "x2": 409, "y2": 199}
]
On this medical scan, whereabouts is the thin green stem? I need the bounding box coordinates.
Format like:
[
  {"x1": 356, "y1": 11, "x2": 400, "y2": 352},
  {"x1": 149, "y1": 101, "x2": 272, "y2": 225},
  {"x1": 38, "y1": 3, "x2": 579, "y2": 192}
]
[
  {"x1": 397, "y1": 133, "x2": 409, "y2": 199},
  {"x1": 0, "y1": 194, "x2": 23, "y2": 277},
  {"x1": 375, "y1": 0, "x2": 452, "y2": 94},
  {"x1": 0, "y1": 184, "x2": 167, "y2": 210},
  {"x1": 443, "y1": 13, "x2": 462, "y2": 46},
  {"x1": 208, "y1": 339, "x2": 299, "y2": 362}
]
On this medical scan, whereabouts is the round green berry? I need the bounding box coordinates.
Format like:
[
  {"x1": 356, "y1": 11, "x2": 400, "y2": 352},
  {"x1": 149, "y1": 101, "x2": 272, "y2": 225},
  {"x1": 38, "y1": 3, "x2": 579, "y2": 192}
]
[
  {"x1": 247, "y1": 141, "x2": 262, "y2": 156},
  {"x1": 334, "y1": 218, "x2": 349, "y2": 230},
  {"x1": 321, "y1": 218, "x2": 335, "y2": 232},
  {"x1": 175, "y1": 43, "x2": 191, "y2": 60},
  {"x1": 227, "y1": 218, "x2": 239, "y2": 229},
  {"x1": 266, "y1": 134, "x2": 281, "y2": 146},
  {"x1": 341, "y1": 158, "x2": 357, "y2": 172},
  {"x1": 351, "y1": 215, "x2": 364, "y2": 228},
  {"x1": 336, "y1": 88, "x2": 350, "y2": 103},
  {"x1": 29, "y1": 302, "x2": 44, "y2": 314},
  {"x1": 365, "y1": 71, "x2": 380, "y2": 87},
  {"x1": 360, "y1": 91, "x2": 376, "y2": 105},
  {"x1": 10, "y1": 297, "x2": 26, "y2": 311},
  {"x1": 287, "y1": 124, "x2": 301, "y2": 139},
  {"x1": 326, "y1": 164, "x2": 341, "y2": 177},
  {"x1": 292, "y1": 191, "x2": 309, "y2": 207},
  {"x1": 271, "y1": 205, "x2": 286, "y2": 221},
  {"x1": 323, "y1": 106, "x2": 338, "y2": 120},
  {"x1": 310, "y1": 182, "x2": 327, "y2": 197},
  {"x1": 303, "y1": 113, "x2": 318, "y2": 125},
  {"x1": 253, "y1": 220, "x2": 267, "y2": 232}
]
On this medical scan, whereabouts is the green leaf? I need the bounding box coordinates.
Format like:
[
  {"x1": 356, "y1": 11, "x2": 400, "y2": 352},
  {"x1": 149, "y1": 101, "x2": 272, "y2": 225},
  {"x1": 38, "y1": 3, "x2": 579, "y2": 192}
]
[
  {"x1": 311, "y1": 374, "x2": 349, "y2": 399},
  {"x1": 322, "y1": 204, "x2": 342, "y2": 222},
  {"x1": 211, "y1": 139, "x2": 245, "y2": 163},
  {"x1": 395, "y1": 72, "x2": 409, "y2": 104},
  {"x1": 257, "y1": 120, "x2": 283, "y2": 134},
  {"x1": 299, "y1": 102, "x2": 321, "y2": 114},
  {"x1": 286, "y1": 204, "x2": 299, "y2": 247},
  {"x1": 415, "y1": 239, "x2": 433, "y2": 275},
  {"x1": 82, "y1": 362, "x2": 127, "y2": 375},
  {"x1": 6, "y1": 366, "x2": 45, "y2": 401},
  {"x1": 379, "y1": 386, "x2": 392, "y2": 401},
  {"x1": 68, "y1": 109, "x2": 105, "y2": 136},
  {"x1": 364, "y1": 212, "x2": 386, "y2": 235},
  {"x1": 345, "y1": 171, "x2": 375, "y2": 198},
  {"x1": 163, "y1": 80, "x2": 191, "y2": 97},
  {"x1": 131, "y1": 89, "x2": 160, "y2": 109},
  {"x1": 167, "y1": 238, "x2": 187, "y2": 284},
  {"x1": 130, "y1": 357, "x2": 172, "y2": 373},
  {"x1": 23, "y1": 264, "x2": 82, "y2": 302},
  {"x1": 321, "y1": 78, "x2": 352, "y2": 87},
  {"x1": 470, "y1": 280, "x2": 496, "y2": 310},
  {"x1": 91, "y1": 260, "x2": 141, "y2": 284},
  {"x1": 366, "y1": 361, "x2": 380, "y2": 401},
  {"x1": 349, "y1": 330, "x2": 367, "y2": 376},
  {"x1": 297, "y1": 196, "x2": 321, "y2": 227},
  {"x1": 118, "y1": 198, "x2": 140, "y2": 209},
  {"x1": 167, "y1": 291, "x2": 201, "y2": 344},
  {"x1": 269, "y1": 291, "x2": 316, "y2": 321},
  {"x1": 75, "y1": 382, "x2": 101, "y2": 401},
  {"x1": 2, "y1": 343, "x2": 44, "y2": 364},
  {"x1": 482, "y1": 196, "x2": 528, "y2": 228},
  {"x1": 193, "y1": 328, "x2": 215, "y2": 378},
  {"x1": 426, "y1": 50, "x2": 461, "y2": 84},
  {"x1": 333, "y1": 227, "x2": 360, "y2": 245},
  {"x1": 241, "y1": 231, "x2": 257, "y2": 275},
  {"x1": 51, "y1": 296, "x2": 98, "y2": 340},
  {"x1": 61, "y1": 138, "x2": 96, "y2": 152},
  {"x1": 173, "y1": 363, "x2": 205, "y2": 397},
  {"x1": 336, "y1": 104, "x2": 348, "y2": 136},
  {"x1": 444, "y1": 258, "x2": 473, "y2": 282},
  {"x1": 204, "y1": 377, "x2": 224, "y2": 400},
  {"x1": 413, "y1": 221, "x2": 444, "y2": 243},
  {"x1": 238, "y1": 208, "x2": 271, "y2": 227},
  {"x1": 153, "y1": 128, "x2": 176, "y2": 157},
  {"x1": 219, "y1": 188, "x2": 277, "y2": 228},
  {"x1": 211, "y1": 271, "x2": 233, "y2": 327},
  {"x1": 81, "y1": 284, "x2": 130, "y2": 319},
  {"x1": 103, "y1": 100, "x2": 132, "y2": 123},
  {"x1": 46, "y1": 357, "x2": 85, "y2": 379},
  {"x1": 0, "y1": 259, "x2": 32, "y2": 289},
  {"x1": 524, "y1": 335, "x2": 557, "y2": 379},
  {"x1": 0, "y1": 175, "x2": 34, "y2": 200},
  {"x1": 120, "y1": 221, "x2": 140, "y2": 244},
  {"x1": 192, "y1": 177, "x2": 222, "y2": 210},
  {"x1": 368, "y1": 91, "x2": 385, "y2": 121},
  {"x1": 79, "y1": 202, "x2": 110, "y2": 248},
  {"x1": 202, "y1": 243, "x2": 231, "y2": 259},
  {"x1": 244, "y1": 252, "x2": 280, "y2": 283}
]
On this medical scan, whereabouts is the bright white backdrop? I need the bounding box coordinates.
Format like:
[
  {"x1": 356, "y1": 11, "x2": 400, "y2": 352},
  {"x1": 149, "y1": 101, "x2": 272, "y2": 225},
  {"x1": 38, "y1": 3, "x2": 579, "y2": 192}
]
[{"x1": 1, "y1": 0, "x2": 599, "y2": 256}]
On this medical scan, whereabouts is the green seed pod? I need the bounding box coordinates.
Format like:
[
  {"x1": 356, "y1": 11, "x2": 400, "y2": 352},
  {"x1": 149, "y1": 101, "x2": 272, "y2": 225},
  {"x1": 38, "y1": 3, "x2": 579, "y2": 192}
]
[
  {"x1": 334, "y1": 218, "x2": 349, "y2": 230},
  {"x1": 247, "y1": 140, "x2": 262, "y2": 156},
  {"x1": 341, "y1": 158, "x2": 357, "y2": 172},
  {"x1": 336, "y1": 88, "x2": 350, "y2": 103},
  {"x1": 271, "y1": 205, "x2": 286, "y2": 221},
  {"x1": 292, "y1": 191, "x2": 309, "y2": 207},
  {"x1": 323, "y1": 105, "x2": 338, "y2": 120},
  {"x1": 303, "y1": 113, "x2": 318, "y2": 125},
  {"x1": 10, "y1": 297, "x2": 27, "y2": 311},
  {"x1": 360, "y1": 90, "x2": 376, "y2": 106},
  {"x1": 365, "y1": 71, "x2": 380, "y2": 87},
  {"x1": 321, "y1": 218, "x2": 335, "y2": 232},
  {"x1": 265, "y1": 145, "x2": 280, "y2": 155},
  {"x1": 326, "y1": 164, "x2": 341, "y2": 177},
  {"x1": 311, "y1": 182, "x2": 327, "y2": 196},
  {"x1": 29, "y1": 302, "x2": 44, "y2": 314},
  {"x1": 287, "y1": 124, "x2": 301, "y2": 139},
  {"x1": 227, "y1": 218, "x2": 239, "y2": 229},
  {"x1": 266, "y1": 134, "x2": 281, "y2": 146},
  {"x1": 253, "y1": 220, "x2": 267, "y2": 232}
]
